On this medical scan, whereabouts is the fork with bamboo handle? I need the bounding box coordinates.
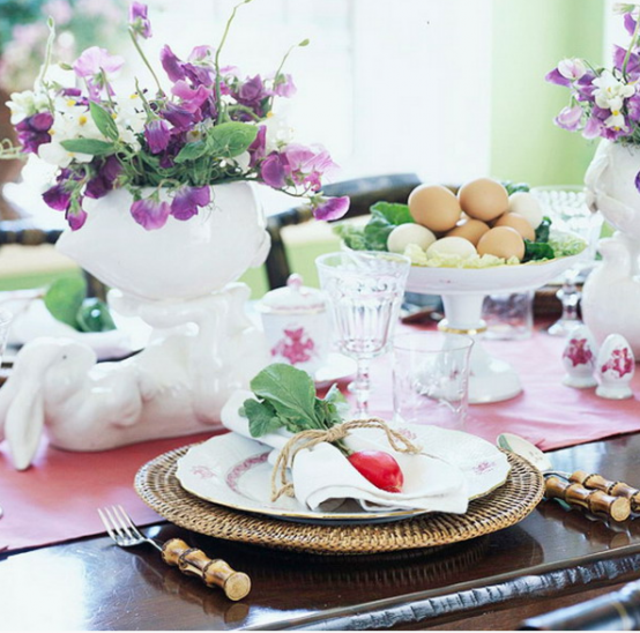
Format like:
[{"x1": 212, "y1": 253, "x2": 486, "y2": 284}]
[{"x1": 544, "y1": 476, "x2": 631, "y2": 522}]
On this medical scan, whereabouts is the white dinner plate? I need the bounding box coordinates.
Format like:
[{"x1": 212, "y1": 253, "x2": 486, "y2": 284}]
[{"x1": 175, "y1": 425, "x2": 511, "y2": 525}]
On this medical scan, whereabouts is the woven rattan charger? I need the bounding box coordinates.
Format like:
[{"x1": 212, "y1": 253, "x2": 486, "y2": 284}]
[{"x1": 135, "y1": 445, "x2": 544, "y2": 555}]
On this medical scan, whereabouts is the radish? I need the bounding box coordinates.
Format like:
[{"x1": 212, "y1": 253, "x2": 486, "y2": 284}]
[{"x1": 347, "y1": 450, "x2": 404, "y2": 493}]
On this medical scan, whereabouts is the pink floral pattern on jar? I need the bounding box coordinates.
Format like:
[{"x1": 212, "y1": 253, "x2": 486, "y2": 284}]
[
  {"x1": 271, "y1": 327, "x2": 318, "y2": 365},
  {"x1": 563, "y1": 337, "x2": 594, "y2": 367},
  {"x1": 601, "y1": 347, "x2": 634, "y2": 377}
]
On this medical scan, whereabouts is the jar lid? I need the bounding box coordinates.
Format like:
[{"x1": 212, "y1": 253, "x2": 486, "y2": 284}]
[{"x1": 258, "y1": 274, "x2": 326, "y2": 315}]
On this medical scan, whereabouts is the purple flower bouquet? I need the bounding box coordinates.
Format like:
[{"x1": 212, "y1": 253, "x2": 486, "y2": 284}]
[
  {"x1": 0, "y1": 1, "x2": 350, "y2": 231},
  {"x1": 547, "y1": 3, "x2": 640, "y2": 188}
]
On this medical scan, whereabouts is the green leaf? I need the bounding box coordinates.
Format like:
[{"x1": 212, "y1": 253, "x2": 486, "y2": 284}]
[
  {"x1": 89, "y1": 102, "x2": 119, "y2": 141},
  {"x1": 60, "y1": 138, "x2": 115, "y2": 156},
  {"x1": 369, "y1": 201, "x2": 413, "y2": 226},
  {"x1": 523, "y1": 239, "x2": 555, "y2": 262},
  {"x1": 333, "y1": 224, "x2": 368, "y2": 250},
  {"x1": 249, "y1": 363, "x2": 319, "y2": 427},
  {"x1": 76, "y1": 298, "x2": 116, "y2": 333},
  {"x1": 206, "y1": 122, "x2": 258, "y2": 158},
  {"x1": 43, "y1": 277, "x2": 87, "y2": 329},
  {"x1": 174, "y1": 140, "x2": 208, "y2": 164},
  {"x1": 535, "y1": 216, "x2": 552, "y2": 243},
  {"x1": 243, "y1": 399, "x2": 283, "y2": 438}
]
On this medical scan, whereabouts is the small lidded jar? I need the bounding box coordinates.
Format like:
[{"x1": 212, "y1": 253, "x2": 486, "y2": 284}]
[{"x1": 257, "y1": 274, "x2": 330, "y2": 375}]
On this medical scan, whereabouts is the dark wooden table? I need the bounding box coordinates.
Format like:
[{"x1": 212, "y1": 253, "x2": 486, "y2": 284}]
[{"x1": 2, "y1": 432, "x2": 640, "y2": 630}]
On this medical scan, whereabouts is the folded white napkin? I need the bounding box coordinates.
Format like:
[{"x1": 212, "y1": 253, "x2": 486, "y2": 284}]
[{"x1": 221, "y1": 390, "x2": 469, "y2": 514}]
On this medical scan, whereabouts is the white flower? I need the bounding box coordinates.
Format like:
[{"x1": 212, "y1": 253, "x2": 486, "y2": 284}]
[
  {"x1": 605, "y1": 110, "x2": 627, "y2": 130},
  {"x1": 593, "y1": 70, "x2": 635, "y2": 111},
  {"x1": 263, "y1": 109, "x2": 294, "y2": 153},
  {"x1": 558, "y1": 58, "x2": 587, "y2": 81},
  {"x1": 114, "y1": 93, "x2": 146, "y2": 149},
  {"x1": 6, "y1": 90, "x2": 50, "y2": 124},
  {"x1": 38, "y1": 96, "x2": 106, "y2": 167}
]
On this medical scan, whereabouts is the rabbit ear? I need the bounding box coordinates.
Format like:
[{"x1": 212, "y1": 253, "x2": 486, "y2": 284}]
[{"x1": 4, "y1": 381, "x2": 45, "y2": 470}]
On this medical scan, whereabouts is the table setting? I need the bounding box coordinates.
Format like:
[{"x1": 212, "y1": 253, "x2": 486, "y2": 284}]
[{"x1": 6, "y1": 2, "x2": 640, "y2": 631}]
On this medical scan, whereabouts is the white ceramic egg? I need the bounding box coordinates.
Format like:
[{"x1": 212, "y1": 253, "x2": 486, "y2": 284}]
[
  {"x1": 508, "y1": 191, "x2": 543, "y2": 229},
  {"x1": 595, "y1": 333, "x2": 635, "y2": 399},
  {"x1": 387, "y1": 223, "x2": 437, "y2": 254},
  {"x1": 426, "y1": 236, "x2": 477, "y2": 258},
  {"x1": 561, "y1": 325, "x2": 598, "y2": 388}
]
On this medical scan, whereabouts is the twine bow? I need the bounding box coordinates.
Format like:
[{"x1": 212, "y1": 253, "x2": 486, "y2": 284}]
[{"x1": 270, "y1": 417, "x2": 422, "y2": 502}]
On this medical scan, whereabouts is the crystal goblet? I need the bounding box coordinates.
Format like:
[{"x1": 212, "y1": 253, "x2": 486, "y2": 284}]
[
  {"x1": 531, "y1": 185, "x2": 603, "y2": 337},
  {"x1": 316, "y1": 251, "x2": 410, "y2": 418}
]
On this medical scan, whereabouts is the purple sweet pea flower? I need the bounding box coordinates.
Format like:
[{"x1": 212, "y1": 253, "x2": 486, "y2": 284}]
[
  {"x1": 171, "y1": 80, "x2": 211, "y2": 112},
  {"x1": 42, "y1": 183, "x2": 72, "y2": 211},
  {"x1": 545, "y1": 68, "x2": 572, "y2": 87},
  {"x1": 67, "y1": 205, "x2": 88, "y2": 231},
  {"x1": 628, "y1": 93, "x2": 640, "y2": 121},
  {"x1": 170, "y1": 186, "x2": 211, "y2": 220},
  {"x1": 15, "y1": 111, "x2": 53, "y2": 153},
  {"x1": 312, "y1": 196, "x2": 350, "y2": 221},
  {"x1": 160, "y1": 45, "x2": 215, "y2": 86},
  {"x1": 624, "y1": 12, "x2": 637, "y2": 36},
  {"x1": 284, "y1": 144, "x2": 338, "y2": 192},
  {"x1": 583, "y1": 115, "x2": 604, "y2": 139},
  {"x1": 270, "y1": 73, "x2": 296, "y2": 98},
  {"x1": 85, "y1": 155, "x2": 122, "y2": 199},
  {"x1": 614, "y1": 44, "x2": 640, "y2": 78},
  {"x1": 129, "y1": 2, "x2": 152, "y2": 39},
  {"x1": 130, "y1": 197, "x2": 171, "y2": 230},
  {"x1": 161, "y1": 102, "x2": 198, "y2": 130},
  {"x1": 248, "y1": 125, "x2": 266, "y2": 166},
  {"x1": 160, "y1": 45, "x2": 185, "y2": 82},
  {"x1": 144, "y1": 119, "x2": 172, "y2": 153},
  {"x1": 260, "y1": 153, "x2": 289, "y2": 188},
  {"x1": 73, "y1": 46, "x2": 124, "y2": 79},
  {"x1": 554, "y1": 105, "x2": 583, "y2": 132}
]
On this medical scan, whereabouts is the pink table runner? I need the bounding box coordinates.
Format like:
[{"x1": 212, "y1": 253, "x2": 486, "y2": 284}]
[{"x1": 2, "y1": 324, "x2": 640, "y2": 553}]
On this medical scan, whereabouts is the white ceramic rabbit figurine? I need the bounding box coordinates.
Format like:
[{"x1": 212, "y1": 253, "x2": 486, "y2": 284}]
[
  {"x1": 0, "y1": 283, "x2": 270, "y2": 470},
  {"x1": 582, "y1": 233, "x2": 640, "y2": 357}
]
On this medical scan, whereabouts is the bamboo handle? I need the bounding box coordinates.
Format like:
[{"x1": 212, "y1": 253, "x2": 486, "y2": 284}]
[
  {"x1": 570, "y1": 469, "x2": 640, "y2": 513},
  {"x1": 161, "y1": 538, "x2": 251, "y2": 601},
  {"x1": 545, "y1": 476, "x2": 631, "y2": 522}
]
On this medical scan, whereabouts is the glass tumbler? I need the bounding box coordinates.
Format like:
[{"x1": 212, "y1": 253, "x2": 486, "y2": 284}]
[{"x1": 316, "y1": 251, "x2": 410, "y2": 418}]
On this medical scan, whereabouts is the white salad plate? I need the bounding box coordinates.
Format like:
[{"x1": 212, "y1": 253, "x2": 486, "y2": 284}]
[{"x1": 175, "y1": 425, "x2": 511, "y2": 525}]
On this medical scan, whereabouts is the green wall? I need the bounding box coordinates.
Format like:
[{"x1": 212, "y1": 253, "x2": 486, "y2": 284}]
[{"x1": 491, "y1": 0, "x2": 605, "y2": 186}]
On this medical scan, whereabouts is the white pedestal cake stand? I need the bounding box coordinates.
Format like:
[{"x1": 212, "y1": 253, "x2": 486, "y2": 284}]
[{"x1": 405, "y1": 253, "x2": 584, "y2": 403}]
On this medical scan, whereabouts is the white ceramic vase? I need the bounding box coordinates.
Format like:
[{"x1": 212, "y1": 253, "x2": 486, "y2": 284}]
[
  {"x1": 56, "y1": 181, "x2": 271, "y2": 301},
  {"x1": 0, "y1": 181, "x2": 274, "y2": 468},
  {"x1": 582, "y1": 141, "x2": 640, "y2": 356}
]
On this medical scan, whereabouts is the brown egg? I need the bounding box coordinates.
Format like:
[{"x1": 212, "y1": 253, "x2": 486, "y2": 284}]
[
  {"x1": 458, "y1": 178, "x2": 509, "y2": 222},
  {"x1": 446, "y1": 218, "x2": 490, "y2": 246},
  {"x1": 408, "y1": 184, "x2": 462, "y2": 232},
  {"x1": 477, "y1": 226, "x2": 525, "y2": 261},
  {"x1": 494, "y1": 212, "x2": 536, "y2": 241}
]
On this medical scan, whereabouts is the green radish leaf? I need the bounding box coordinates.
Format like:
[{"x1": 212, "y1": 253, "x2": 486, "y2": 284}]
[
  {"x1": 249, "y1": 363, "x2": 318, "y2": 426},
  {"x1": 243, "y1": 399, "x2": 282, "y2": 438},
  {"x1": 89, "y1": 101, "x2": 119, "y2": 141},
  {"x1": 43, "y1": 277, "x2": 87, "y2": 329},
  {"x1": 60, "y1": 138, "x2": 115, "y2": 156}
]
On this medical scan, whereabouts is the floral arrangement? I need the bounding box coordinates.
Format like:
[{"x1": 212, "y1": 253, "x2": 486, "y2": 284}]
[
  {"x1": 0, "y1": 0, "x2": 125, "y2": 93},
  {"x1": 547, "y1": 4, "x2": 640, "y2": 147},
  {"x1": 0, "y1": 0, "x2": 349, "y2": 230}
]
